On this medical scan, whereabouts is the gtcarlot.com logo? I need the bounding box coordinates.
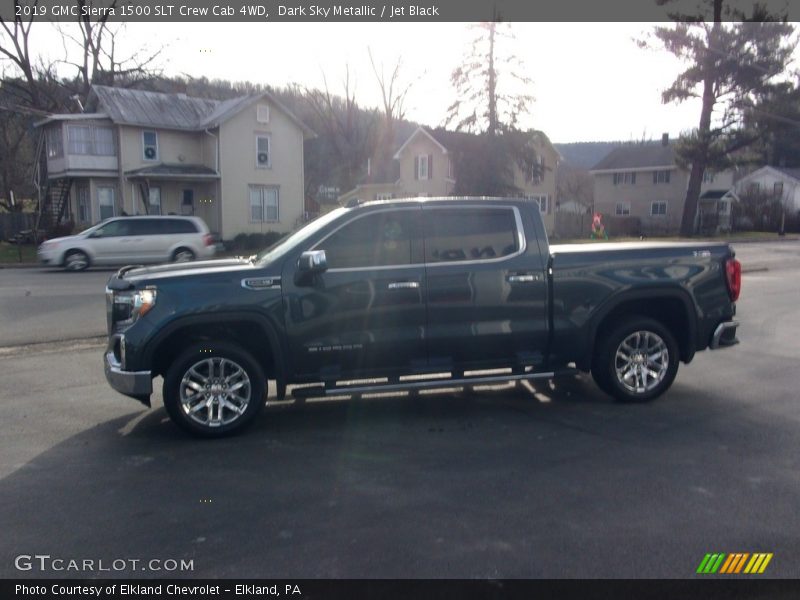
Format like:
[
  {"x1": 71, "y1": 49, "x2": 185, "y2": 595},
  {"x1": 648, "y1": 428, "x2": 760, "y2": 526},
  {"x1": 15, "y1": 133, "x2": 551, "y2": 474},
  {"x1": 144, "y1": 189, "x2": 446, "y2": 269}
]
[
  {"x1": 696, "y1": 552, "x2": 773, "y2": 575},
  {"x1": 14, "y1": 554, "x2": 194, "y2": 573}
]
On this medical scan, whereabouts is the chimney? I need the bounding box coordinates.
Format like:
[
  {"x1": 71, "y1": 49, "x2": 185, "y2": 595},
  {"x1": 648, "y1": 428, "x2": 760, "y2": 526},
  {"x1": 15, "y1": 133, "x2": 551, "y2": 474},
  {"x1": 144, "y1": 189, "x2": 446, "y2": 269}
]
[{"x1": 661, "y1": 133, "x2": 669, "y2": 147}]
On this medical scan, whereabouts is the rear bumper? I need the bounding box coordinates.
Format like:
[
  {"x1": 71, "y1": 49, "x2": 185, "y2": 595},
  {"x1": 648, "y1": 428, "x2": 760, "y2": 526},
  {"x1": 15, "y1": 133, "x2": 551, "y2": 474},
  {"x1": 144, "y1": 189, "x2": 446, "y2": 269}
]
[
  {"x1": 710, "y1": 320, "x2": 739, "y2": 349},
  {"x1": 104, "y1": 350, "x2": 152, "y2": 405}
]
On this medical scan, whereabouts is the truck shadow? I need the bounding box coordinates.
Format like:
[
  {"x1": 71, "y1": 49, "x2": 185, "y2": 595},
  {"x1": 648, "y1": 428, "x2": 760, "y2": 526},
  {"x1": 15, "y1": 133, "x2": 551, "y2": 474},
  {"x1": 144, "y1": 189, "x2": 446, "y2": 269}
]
[{"x1": 2, "y1": 374, "x2": 796, "y2": 578}]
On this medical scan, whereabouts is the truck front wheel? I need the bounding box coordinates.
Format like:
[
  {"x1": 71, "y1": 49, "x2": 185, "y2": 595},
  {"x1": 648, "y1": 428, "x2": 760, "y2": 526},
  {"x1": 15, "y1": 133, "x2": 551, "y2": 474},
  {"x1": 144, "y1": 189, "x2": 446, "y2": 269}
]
[
  {"x1": 163, "y1": 342, "x2": 266, "y2": 437},
  {"x1": 592, "y1": 317, "x2": 679, "y2": 403}
]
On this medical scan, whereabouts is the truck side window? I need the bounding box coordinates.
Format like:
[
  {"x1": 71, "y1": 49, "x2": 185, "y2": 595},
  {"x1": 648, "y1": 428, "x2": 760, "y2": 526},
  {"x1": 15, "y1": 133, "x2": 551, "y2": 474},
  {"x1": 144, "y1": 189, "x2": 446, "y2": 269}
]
[
  {"x1": 425, "y1": 208, "x2": 519, "y2": 264},
  {"x1": 320, "y1": 210, "x2": 417, "y2": 269}
]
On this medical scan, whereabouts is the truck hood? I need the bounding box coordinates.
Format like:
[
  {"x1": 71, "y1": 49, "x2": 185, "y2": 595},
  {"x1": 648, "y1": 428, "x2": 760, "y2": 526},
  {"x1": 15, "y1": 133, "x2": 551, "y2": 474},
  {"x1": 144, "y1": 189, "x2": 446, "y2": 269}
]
[{"x1": 111, "y1": 257, "x2": 263, "y2": 287}]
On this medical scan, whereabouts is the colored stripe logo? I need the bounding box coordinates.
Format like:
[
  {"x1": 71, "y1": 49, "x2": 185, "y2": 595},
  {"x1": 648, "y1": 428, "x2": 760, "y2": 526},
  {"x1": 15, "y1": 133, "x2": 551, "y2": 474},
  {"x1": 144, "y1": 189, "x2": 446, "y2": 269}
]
[{"x1": 697, "y1": 553, "x2": 773, "y2": 574}]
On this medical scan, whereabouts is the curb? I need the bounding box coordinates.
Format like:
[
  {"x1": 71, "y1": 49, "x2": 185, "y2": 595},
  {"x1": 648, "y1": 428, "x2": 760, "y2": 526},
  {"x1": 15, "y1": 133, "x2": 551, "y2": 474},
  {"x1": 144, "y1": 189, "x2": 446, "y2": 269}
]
[
  {"x1": 0, "y1": 335, "x2": 106, "y2": 357},
  {"x1": 0, "y1": 263, "x2": 39, "y2": 269}
]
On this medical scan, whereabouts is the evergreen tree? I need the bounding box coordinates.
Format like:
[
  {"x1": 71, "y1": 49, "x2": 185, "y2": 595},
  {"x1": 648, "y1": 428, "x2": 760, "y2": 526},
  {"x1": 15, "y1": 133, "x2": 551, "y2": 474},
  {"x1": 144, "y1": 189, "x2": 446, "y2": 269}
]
[{"x1": 644, "y1": 1, "x2": 795, "y2": 235}]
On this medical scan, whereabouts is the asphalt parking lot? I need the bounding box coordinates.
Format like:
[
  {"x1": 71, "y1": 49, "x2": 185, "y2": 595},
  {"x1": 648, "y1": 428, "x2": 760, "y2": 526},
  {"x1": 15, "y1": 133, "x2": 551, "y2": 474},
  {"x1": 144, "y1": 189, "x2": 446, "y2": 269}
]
[{"x1": 0, "y1": 241, "x2": 799, "y2": 578}]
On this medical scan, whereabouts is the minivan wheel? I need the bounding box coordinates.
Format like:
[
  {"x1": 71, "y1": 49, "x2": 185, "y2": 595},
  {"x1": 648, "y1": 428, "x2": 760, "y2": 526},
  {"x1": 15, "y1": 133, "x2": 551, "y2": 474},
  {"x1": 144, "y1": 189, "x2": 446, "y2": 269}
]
[
  {"x1": 172, "y1": 248, "x2": 195, "y2": 263},
  {"x1": 592, "y1": 317, "x2": 679, "y2": 403},
  {"x1": 163, "y1": 342, "x2": 266, "y2": 437},
  {"x1": 63, "y1": 250, "x2": 89, "y2": 271}
]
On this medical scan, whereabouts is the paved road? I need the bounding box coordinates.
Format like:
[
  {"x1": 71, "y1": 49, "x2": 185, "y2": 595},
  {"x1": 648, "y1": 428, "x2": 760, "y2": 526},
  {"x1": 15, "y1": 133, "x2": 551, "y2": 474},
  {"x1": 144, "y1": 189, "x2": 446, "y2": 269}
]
[
  {"x1": 0, "y1": 262, "x2": 798, "y2": 578},
  {"x1": 1, "y1": 239, "x2": 798, "y2": 347},
  {"x1": 0, "y1": 267, "x2": 113, "y2": 346}
]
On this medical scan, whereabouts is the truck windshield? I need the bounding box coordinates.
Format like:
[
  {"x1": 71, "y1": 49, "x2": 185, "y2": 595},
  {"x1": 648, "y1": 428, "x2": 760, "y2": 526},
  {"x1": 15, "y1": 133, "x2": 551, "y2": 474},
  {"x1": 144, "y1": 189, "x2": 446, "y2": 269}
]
[{"x1": 255, "y1": 207, "x2": 349, "y2": 265}]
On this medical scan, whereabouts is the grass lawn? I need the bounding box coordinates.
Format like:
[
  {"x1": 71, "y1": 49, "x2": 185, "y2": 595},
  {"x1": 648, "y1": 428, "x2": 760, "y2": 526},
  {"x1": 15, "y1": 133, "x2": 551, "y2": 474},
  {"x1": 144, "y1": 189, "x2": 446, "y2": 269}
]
[{"x1": 0, "y1": 242, "x2": 37, "y2": 264}]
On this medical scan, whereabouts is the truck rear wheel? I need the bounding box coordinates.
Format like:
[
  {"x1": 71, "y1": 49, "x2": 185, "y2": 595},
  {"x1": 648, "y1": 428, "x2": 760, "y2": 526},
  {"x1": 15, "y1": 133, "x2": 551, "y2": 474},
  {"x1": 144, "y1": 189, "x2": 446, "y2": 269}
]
[
  {"x1": 163, "y1": 341, "x2": 266, "y2": 437},
  {"x1": 592, "y1": 317, "x2": 679, "y2": 403}
]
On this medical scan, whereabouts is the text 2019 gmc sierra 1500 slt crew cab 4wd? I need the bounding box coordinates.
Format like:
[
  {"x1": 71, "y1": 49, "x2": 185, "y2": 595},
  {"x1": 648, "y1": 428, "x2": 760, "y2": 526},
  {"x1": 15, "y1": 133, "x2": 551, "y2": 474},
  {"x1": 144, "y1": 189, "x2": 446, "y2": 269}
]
[{"x1": 103, "y1": 198, "x2": 741, "y2": 437}]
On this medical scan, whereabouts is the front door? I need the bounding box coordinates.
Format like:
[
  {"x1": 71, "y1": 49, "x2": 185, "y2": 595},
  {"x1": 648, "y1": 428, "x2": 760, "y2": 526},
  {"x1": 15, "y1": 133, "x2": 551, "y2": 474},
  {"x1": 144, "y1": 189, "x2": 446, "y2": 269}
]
[
  {"x1": 422, "y1": 204, "x2": 549, "y2": 371},
  {"x1": 282, "y1": 207, "x2": 426, "y2": 382}
]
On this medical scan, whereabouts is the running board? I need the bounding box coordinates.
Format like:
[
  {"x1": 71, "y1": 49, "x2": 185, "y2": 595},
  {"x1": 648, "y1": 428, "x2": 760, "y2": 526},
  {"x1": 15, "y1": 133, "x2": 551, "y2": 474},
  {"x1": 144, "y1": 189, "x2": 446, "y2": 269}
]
[{"x1": 291, "y1": 369, "x2": 578, "y2": 399}]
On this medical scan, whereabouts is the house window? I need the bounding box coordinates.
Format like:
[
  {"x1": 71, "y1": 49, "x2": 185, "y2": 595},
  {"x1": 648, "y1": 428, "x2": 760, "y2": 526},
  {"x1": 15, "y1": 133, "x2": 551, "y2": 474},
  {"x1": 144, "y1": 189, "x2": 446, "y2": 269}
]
[
  {"x1": 613, "y1": 172, "x2": 636, "y2": 185},
  {"x1": 142, "y1": 131, "x2": 158, "y2": 161},
  {"x1": 703, "y1": 171, "x2": 715, "y2": 184},
  {"x1": 748, "y1": 182, "x2": 760, "y2": 195},
  {"x1": 415, "y1": 154, "x2": 431, "y2": 180},
  {"x1": 77, "y1": 186, "x2": 90, "y2": 222},
  {"x1": 529, "y1": 156, "x2": 546, "y2": 184},
  {"x1": 256, "y1": 104, "x2": 270, "y2": 123},
  {"x1": 525, "y1": 194, "x2": 548, "y2": 214},
  {"x1": 148, "y1": 187, "x2": 162, "y2": 215},
  {"x1": 652, "y1": 170, "x2": 671, "y2": 184},
  {"x1": 615, "y1": 202, "x2": 631, "y2": 216},
  {"x1": 97, "y1": 186, "x2": 116, "y2": 220},
  {"x1": 774, "y1": 182, "x2": 784, "y2": 197},
  {"x1": 651, "y1": 201, "x2": 667, "y2": 216},
  {"x1": 718, "y1": 200, "x2": 730, "y2": 215},
  {"x1": 255, "y1": 135, "x2": 271, "y2": 168},
  {"x1": 181, "y1": 190, "x2": 194, "y2": 215},
  {"x1": 68, "y1": 125, "x2": 115, "y2": 156},
  {"x1": 375, "y1": 193, "x2": 394, "y2": 201},
  {"x1": 46, "y1": 128, "x2": 63, "y2": 158},
  {"x1": 249, "y1": 185, "x2": 279, "y2": 222}
]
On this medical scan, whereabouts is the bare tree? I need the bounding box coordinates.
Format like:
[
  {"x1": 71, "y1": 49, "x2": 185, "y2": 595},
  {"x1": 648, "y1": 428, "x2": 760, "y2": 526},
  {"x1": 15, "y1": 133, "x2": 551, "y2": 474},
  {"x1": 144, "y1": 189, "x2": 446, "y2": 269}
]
[
  {"x1": 55, "y1": 1, "x2": 164, "y2": 103},
  {"x1": 304, "y1": 65, "x2": 375, "y2": 193}
]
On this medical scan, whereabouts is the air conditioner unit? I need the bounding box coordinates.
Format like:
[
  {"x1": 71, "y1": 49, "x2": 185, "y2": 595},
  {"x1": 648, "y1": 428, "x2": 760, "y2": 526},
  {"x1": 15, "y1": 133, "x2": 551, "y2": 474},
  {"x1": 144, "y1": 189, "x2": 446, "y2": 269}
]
[
  {"x1": 257, "y1": 152, "x2": 269, "y2": 165},
  {"x1": 144, "y1": 147, "x2": 156, "y2": 159}
]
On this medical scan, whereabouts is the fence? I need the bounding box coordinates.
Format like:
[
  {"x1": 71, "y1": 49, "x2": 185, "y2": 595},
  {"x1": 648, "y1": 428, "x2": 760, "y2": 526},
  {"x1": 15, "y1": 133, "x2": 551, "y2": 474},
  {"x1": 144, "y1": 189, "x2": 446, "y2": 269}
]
[{"x1": 0, "y1": 212, "x2": 37, "y2": 242}]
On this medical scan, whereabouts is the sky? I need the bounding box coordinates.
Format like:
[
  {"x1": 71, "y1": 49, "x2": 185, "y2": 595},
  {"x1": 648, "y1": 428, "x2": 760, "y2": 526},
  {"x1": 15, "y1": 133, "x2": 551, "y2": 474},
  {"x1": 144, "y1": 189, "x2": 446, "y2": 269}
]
[{"x1": 22, "y1": 21, "x2": 800, "y2": 143}]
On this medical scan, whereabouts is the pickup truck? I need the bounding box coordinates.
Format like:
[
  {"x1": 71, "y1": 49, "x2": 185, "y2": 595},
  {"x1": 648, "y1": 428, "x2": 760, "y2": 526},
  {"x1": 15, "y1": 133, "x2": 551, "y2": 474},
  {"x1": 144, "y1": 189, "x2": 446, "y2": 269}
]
[{"x1": 104, "y1": 198, "x2": 741, "y2": 437}]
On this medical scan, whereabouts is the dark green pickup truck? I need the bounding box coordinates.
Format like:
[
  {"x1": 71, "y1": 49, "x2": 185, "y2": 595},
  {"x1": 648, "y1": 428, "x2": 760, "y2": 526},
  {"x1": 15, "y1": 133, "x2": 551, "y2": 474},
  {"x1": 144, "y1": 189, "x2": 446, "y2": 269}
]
[{"x1": 104, "y1": 198, "x2": 741, "y2": 436}]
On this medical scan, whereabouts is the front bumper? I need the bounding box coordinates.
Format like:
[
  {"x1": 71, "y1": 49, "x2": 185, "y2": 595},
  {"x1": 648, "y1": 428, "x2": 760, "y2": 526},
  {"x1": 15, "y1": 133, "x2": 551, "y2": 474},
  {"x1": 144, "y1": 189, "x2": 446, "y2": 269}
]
[
  {"x1": 104, "y1": 349, "x2": 152, "y2": 406},
  {"x1": 710, "y1": 320, "x2": 739, "y2": 349}
]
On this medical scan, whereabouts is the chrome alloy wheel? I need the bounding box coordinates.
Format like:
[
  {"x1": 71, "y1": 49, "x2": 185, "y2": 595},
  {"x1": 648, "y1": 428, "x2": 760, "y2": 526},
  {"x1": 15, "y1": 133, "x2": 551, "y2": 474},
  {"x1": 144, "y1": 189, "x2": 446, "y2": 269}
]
[
  {"x1": 179, "y1": 357, "x2": 252, "y2": 427},
  {"x1": 614, "y1": 330, "x2": 669, "y2": 394}
]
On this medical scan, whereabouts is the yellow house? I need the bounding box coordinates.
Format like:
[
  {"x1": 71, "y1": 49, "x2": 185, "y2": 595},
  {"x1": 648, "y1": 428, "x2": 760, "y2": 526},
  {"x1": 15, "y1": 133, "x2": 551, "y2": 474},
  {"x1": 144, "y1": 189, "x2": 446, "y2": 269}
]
[
  {"x1": 338, "y1": 126, "x2": 559, "y2": 234},
  {"x1": 34, "y1": 85, "x2": 315, "y2": 239}
]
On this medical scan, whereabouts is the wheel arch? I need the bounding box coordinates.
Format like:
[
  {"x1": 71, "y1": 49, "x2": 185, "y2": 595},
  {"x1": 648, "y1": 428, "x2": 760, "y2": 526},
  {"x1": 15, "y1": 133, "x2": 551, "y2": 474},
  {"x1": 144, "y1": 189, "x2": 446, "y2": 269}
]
[
  {"x1": 143, "y1": 313, "x2": 287, "y2": 392},
  {"x1": 582, "y1": 287, "x2": 698, "y2": 369}
]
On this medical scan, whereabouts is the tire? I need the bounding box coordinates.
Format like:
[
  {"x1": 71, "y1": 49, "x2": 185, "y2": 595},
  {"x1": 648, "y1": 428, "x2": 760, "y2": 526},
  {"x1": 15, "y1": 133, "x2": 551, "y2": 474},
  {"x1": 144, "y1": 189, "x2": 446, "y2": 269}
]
[
  {"x1": 162, "y1": 342, "x2": 267, "y2": 437},
  {"x1": 172, "y1": 247, "x2": 196, "y2": 263},
  {"x1": 592, "y1": 317, "x2": 679, "y2": 403},
  {"x1": 63, "y1": 250, "x2": 90, "y2": 271}
]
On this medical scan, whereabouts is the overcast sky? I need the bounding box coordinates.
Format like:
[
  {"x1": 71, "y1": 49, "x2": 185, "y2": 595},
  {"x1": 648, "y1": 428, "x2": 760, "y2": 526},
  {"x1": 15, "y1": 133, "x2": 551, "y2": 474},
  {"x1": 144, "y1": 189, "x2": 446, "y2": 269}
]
[{"x1": 25, "y1": 21, "x2": 800, "y2": 143}]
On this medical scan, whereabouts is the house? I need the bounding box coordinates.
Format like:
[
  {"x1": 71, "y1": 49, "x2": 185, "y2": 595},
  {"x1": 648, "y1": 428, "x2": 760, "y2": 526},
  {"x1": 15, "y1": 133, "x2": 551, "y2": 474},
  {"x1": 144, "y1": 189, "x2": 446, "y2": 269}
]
[
  {"x1": 34, "y1": 85, "x2": 315, "y2": 240},
  {"x1": 337, "y1": 126, "x2": 456, "y2": 206},
  {"x1": 590, "y1": 135, "x2": 734, "y2": 234},
  {"x1": 337, "y1": 126, "x2": 560, "y2": 234},
  {"x1": 727, "y1": 166, "x2": 800, "y2": 212}
]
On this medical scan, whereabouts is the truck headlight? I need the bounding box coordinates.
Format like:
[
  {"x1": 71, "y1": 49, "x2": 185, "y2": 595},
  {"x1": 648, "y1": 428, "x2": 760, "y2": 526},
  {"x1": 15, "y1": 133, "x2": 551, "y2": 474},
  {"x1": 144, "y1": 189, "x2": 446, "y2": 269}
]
[{"x1": 114, "y1": 288, "x2": 157, "y2": 325}]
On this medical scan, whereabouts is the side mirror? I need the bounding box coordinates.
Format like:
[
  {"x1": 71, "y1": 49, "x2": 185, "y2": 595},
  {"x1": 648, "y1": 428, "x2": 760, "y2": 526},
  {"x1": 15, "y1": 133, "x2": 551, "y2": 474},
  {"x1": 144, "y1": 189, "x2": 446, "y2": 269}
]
[
  {"x1": 295, "y1": 250, "x2": 327, "y2": 285},
  {"x1": 298, "y1": 250, "x2": 327, "y2": 273},
  {"x1": 88, "y1": 231, "x2": 101, "y2": 238}
]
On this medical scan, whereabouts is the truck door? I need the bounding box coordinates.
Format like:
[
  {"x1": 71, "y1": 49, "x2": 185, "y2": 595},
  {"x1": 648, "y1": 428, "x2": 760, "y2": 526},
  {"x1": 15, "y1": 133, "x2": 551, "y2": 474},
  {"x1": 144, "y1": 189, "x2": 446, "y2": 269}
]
[
  {"x1": 283, "y1": 207, "x2": 427, "y2": 382},
  {"x1": 422, "y1": 204, "x2": 549, "y2": 371}
]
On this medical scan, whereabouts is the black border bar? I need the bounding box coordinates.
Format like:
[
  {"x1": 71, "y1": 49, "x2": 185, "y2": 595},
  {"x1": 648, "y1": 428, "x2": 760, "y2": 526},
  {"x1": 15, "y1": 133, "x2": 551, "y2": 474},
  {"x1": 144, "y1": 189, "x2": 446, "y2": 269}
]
[
  {"x1": 3, "y1": 0, "x2": 799, "y2": 22},
  {"x1": 4, "y1": 579, "x2": 800, "y2": 600}
]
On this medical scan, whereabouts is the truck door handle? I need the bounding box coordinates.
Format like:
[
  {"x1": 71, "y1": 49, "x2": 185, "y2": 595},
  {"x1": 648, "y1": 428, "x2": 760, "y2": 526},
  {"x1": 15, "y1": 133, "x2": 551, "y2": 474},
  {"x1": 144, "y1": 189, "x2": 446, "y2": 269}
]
[
  {"x1": 507, "y1": 274, "x2": 538, "y2": 283},
  {"x1": 387, "y1": 281, "x2": 420, "y2": 290}
]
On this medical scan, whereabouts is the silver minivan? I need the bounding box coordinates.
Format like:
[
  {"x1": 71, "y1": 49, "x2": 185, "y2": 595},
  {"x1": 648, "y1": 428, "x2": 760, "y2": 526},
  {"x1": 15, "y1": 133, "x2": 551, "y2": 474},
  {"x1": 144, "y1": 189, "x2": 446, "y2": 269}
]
[{"x1": 37, "y1": 216, "x2": 216, "y2": 271}]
